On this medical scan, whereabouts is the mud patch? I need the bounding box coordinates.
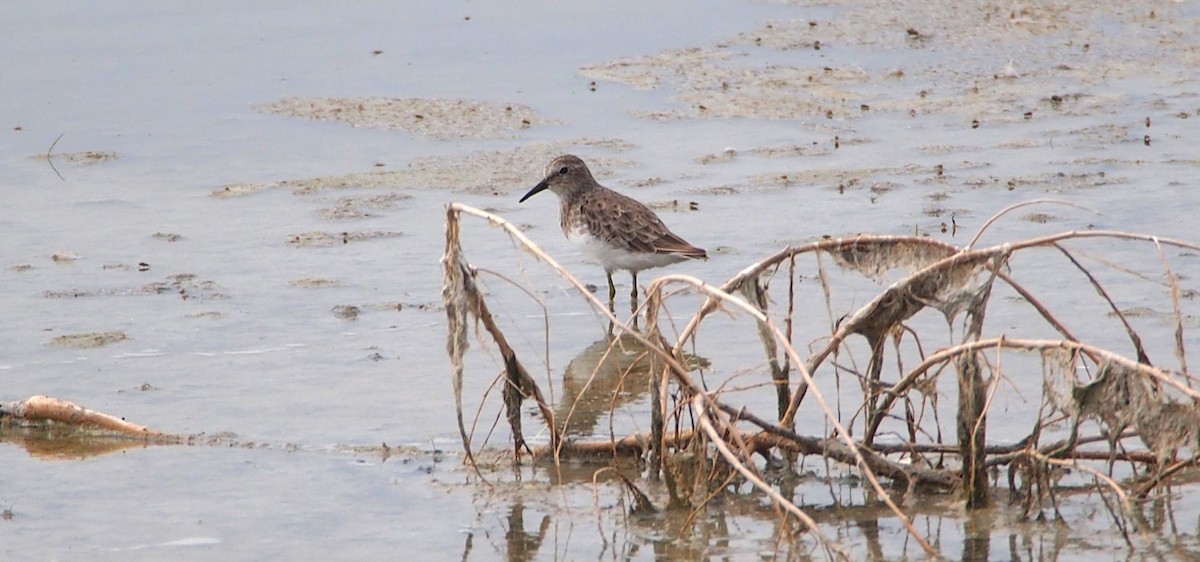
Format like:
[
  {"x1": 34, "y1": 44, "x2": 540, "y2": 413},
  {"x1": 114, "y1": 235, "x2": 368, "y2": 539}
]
[
  {"x1": 286, "y1": 231, "x2": 402, "y2": 248},
  {"x1": 331, "y1": 305, "x2": 360, "y2": 320},
  {"x1": 320, "y1": 193, "x2": 412, "y2": 220},
  {"x1": 43, "y1": 274, "x2": 226, "y2": 300},
  {"x1": 1023, "y1": 212, "x2": 1057, "y2": 223},
  {"x1": 212, "y1": 139, "x2": 636, "y2": 198},
  {"x1": 49, "y1": 331, "x2": 127, "y2": 348},
  {"x1": 35, "y1": 151, "x2": 119, "y2": 165},
  {"x1": 185, "y1": 311, "x2": 223, "y2": 319},
  {"x1": 580, "y1": 47, "x2": 736, "y2": 91},
  {"x1": 696, "y1": 149, "x2": 739, "y2": 165},
  {"x1": 697, "y1": 144, "x2": 832, "y2": 164},
  {"x1": 583, "y1": 42, "x2": 871, "y2": 120},
  {"x1": 918, "y1": 145, "x2": 983, "y2": 155},
  {"x1": 748, "y1": 167, "x2": 891, "y2": 193},
  {"x1": 645, "y1": 200, "x2": 701, "y2": 213},
  {"x1": 686, "y1": 185, "x2": 740, "y2": 196},
  {"x1": 260, "y1": 97, "x2": 547, "y2": 140},
  {"x1": 749, "y1": 144, "x2": 834, "y2": 159},
  {"x1": 622, "y1": 177, "x2": 669, "y2": 189},
  {"x1": 313, "y1": 301, "x2": 430, "y2": 318},
  {"x1": 1003, "y1": 170, "x2": 1125, "y2": 192},
  {"x1": 288, "y1": 278, "x2": 344, "y2": 289},
  {"x1": 644, "y1": 65, "x2": 867, "y2": 121},
  {"x1": 584, "y1": 1, "x2": 1193, "y2": 125}
]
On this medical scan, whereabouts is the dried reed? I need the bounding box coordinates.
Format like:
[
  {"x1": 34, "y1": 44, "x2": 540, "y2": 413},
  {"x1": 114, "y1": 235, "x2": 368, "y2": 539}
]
[{"x1": 442, "y1": 202, "x2": 1200, "y2": 558}]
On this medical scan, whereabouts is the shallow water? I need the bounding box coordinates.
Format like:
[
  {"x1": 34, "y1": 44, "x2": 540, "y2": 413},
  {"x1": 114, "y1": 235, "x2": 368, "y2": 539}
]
[{"x1": 3, "y1": 1, "x2": 1200, "y2": 560}]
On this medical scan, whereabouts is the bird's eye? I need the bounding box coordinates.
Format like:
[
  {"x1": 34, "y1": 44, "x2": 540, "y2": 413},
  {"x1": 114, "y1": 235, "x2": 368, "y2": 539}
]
[{"x1": 559, "y1": 166, "x2": 569, "y2": 175}]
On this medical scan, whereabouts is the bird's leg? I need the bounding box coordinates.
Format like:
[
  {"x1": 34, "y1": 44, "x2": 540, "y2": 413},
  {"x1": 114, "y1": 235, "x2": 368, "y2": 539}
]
[
  {"x1": 606, "y1": 272, "x2": 617, "y2": 312},
  {"x1": 630, "y1": 272, "x2": 639, "y2": 313}
]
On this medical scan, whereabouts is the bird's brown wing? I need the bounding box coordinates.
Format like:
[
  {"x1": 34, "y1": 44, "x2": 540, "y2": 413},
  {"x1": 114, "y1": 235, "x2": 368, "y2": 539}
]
[{"x1": 578, "y1": 188, "x2": 707, "y2": 259}]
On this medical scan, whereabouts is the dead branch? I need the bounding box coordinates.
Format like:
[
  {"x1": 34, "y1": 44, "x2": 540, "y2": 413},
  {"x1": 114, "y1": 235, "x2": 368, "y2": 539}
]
[{"x1": 0, "y1": 395, "x2": 177, "y2": 440}]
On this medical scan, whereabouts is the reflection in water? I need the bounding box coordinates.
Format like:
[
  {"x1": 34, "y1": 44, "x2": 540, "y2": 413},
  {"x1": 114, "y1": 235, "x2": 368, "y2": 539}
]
[
  {"x1": 555, "y1": 333, "x2": 708, "y2": 438},
  {"x1": 556, "y1": 333, "x2": 652, "y2": 437},
  {"x1": 470, "y1": 478, "x2": 1200, "y2": 562},
  {"x1": 858, "y1": 516, "x2": 885, "y2": 561},
  {"x1": 503, "y1": 503, "x2": 549, "y2": 562},
  {"x1": 0, "y1": 427, "x2": 150, "y2": 459},
  {"x1": 962, "y1": 510, "x2": 990, "y2": 562},
  {"x1": 1003, "y1": 519, "x2": 1069, "y2": 562}
]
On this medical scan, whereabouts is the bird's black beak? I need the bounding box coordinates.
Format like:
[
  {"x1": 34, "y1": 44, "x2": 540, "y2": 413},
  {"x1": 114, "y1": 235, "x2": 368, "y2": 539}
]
[{"x1": 518, "y1": 178, "x2": 549, "y2": 203}]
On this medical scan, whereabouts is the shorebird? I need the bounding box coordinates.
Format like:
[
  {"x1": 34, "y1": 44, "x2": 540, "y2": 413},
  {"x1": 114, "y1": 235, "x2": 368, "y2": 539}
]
[{"x1": 519, "y1": 154, "x2": 707, "y2": 307}]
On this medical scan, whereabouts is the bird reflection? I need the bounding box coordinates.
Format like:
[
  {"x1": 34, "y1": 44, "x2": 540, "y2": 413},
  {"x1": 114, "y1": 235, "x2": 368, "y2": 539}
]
[
  {"x1": 503, "y1": 503, "x2": 549, "y2": 562},
  {"x1": 556, "y1": 333, "x2": 708, "y2": 437}
]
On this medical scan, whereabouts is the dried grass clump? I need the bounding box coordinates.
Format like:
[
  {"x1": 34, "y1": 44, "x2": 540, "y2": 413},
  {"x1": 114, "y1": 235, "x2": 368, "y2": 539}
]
[{"x1": 442, "y1": 202, "x2": 1199, "y2": 558}]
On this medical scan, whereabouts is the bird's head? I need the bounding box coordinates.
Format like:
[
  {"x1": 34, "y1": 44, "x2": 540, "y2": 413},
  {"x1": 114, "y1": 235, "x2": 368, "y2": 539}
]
[{"x1": 519, "y1": 154, "x2": 596, "y2": 202}]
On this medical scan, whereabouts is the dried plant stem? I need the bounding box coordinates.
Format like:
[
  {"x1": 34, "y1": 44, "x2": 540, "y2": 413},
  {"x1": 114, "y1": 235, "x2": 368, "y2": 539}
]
[
  {"x1": 444, "y1": 200, "x2": 1197, "y2": 555},
  {"x1": 899, "y1": 338, "x2": 1199, "y2": 405},
  {"x1": 1153, "y1": 238, "x2": 1189, "y2": 375},
  {"x1": 1134, "y1": 455, "x2": 1200, "y2": 497},
  {"x1": 692, "y1": 394, "x2": 848, "y2": 561},
  {"x1": 443, "y1": 206, "x2": 478, "y2": 470},
  {"x1": 475, "y1": 267, "x2": 555, "y2": 402},
  {"x1": 865, "y1": 336, "x2": 1200, "y2": 458},
  {"x1": 649, "y1": 275, "x2": 938, "y2": 556},
  {"x1": 1051, "y1": 244, "x2": 1149, "y2": 363},
  {"x1": 791, "y1": 246, "x2": 1008, "y2": 429},
  {"x1": 445, "y1": 204, "x2": 699, "y2": 460},
  {"x1": 966, "y1": 199, "x2": 1095, "y2": 249},
  {"x1": 1034, "y1": 450, "x2": 1135, "y2": 518},
  {"x1": 444, "y1": 206, "x2": 560, "y2": 463}
]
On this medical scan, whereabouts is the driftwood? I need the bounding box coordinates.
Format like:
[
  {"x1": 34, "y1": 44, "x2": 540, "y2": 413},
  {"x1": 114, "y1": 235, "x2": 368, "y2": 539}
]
[{"x1": 1, "y1": 394, "x2": 177, "y2": 440}]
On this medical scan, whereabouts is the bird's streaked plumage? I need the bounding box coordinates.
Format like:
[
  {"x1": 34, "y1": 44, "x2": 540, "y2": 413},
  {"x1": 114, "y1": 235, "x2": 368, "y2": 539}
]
[{"x1": 519, "y1": 154, "x2": 707, "y2": 304}]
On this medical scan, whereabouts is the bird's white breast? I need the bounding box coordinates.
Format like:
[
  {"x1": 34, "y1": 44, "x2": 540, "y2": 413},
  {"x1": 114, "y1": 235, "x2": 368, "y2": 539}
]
[{"x1": 567, "y1": 227, "x2": 687, "y2": 274}]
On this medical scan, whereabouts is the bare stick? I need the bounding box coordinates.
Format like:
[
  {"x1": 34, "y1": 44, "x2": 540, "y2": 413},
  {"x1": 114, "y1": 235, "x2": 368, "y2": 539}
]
[{"x1": 46, "y1": 133, "x2": 66, "y2": 181}]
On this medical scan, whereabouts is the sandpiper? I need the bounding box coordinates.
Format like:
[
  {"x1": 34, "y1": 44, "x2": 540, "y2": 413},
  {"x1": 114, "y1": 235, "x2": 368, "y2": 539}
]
[{"x1": 519, "y1": 154, "x2": 707, "y2": 305}]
